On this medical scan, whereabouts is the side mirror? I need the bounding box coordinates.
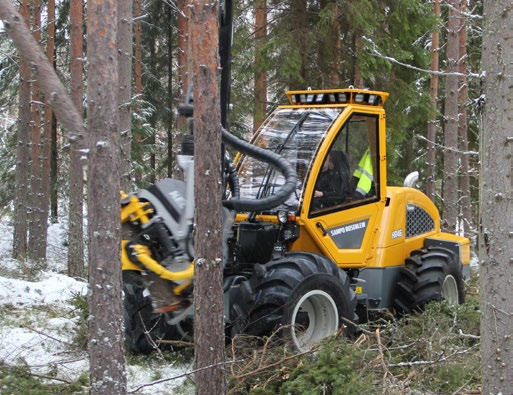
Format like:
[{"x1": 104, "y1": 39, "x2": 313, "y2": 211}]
[{"x1": 403, "y1": 171, "x2": 419, "y2": 188}]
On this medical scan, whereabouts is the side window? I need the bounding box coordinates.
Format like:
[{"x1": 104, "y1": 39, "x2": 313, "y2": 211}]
[{"x1": 311, "y1": 113, "x2": 379, "y2": 213}]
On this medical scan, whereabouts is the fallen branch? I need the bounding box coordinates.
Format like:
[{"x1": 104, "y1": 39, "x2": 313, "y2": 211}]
[
  {"x1": 388, "y1": 344, "x2": 479, "y2": 368},
  {"x1": 21, "y1": 325, "x2": 73, "y2": 346},
  {"x1": 128, "y1": 359, "x2": 240, "y2": 394}
]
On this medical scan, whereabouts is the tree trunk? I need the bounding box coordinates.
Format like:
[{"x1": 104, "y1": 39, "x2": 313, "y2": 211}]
[
  {"x1": 41, "y1": 0, "x2": 55, "y2": 244},
  {"x1": 28, "y1": 0, "x2": 47, "y2": 260},
  {"x1": 457, "y1": 0, "x2": 472, "y2": 237},
  {"x1": 12, "y1": 0, "x2": 31, "y2": 260},
  {"x1": 118, "y1": 0, "x2": 133, "y2": 191},
  {"x1": 68, "y1": 0, "x2": 85, "y2": 278},
  {"x1": 253, "y1": 0, "x2": 267, "y2": 132},
  {"x1": 167, "y1": 5, "x2": 174, "y2": 177},
  {"x1": 177, "y1": 0, "x2": 189, "y2": 132},
  {"x1": 290, "y1": 0, "x2": 308, "y2": 89},
  {"x1": 426, "y1": 0, "x2": 440, "y2": 202},
  {"x1": 189, "y1": 0, "x2": 227, "y2": 393},
  {"x1": 133, "y1": 0, "x2": 143, "y2": 183},
  {"x1": 441, "y1": 0, "x2": 459, "y2": 233},
  {"x1": 86, "y1": 0, "x2": 127, "y2": 392},
  {"x1": 479, "y1": 0, "x2": 513, "y2": 392}
]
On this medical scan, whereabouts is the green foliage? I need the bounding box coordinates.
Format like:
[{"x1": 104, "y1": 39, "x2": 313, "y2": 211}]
[
  {"x1": 278, "y1": 340, "x2": 378, "y2": 395},
  {"x1": 69, "y1": 291, "x2": 89, "y2": 351},
  {"x1": 229, "y1": 288, "x2": 481, "y2": 394},
  {"x1": 0, "y1": 362, "x2": 88, "y2": 394}
]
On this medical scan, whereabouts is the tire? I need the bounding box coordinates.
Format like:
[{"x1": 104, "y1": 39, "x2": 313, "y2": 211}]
[
  {"x1": 394, "y1": 247, "x2": 466, "y2": 315},
  {"x1": 123, "y1": 271, "x2": 179, "y2": 354},
  {"x1": 239, "y1": 252, "x2": 358, "y2": 352}
]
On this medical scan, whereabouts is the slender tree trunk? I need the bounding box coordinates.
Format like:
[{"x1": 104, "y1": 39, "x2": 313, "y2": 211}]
[
  {"x1": 86, "y1": 0, "x2": 126, "y2": 391},
  {"x1": 457, "y1": 0, "x2": 472, "y2": 237},
  {"x1": 68, "y1": 0, "x2": 85, "y2": 278},
  {"x1": 189, "y1": 0, "x2": 226, "y2": 393},
  {"x1": 28, "y1": 0, "x2": 47, "y2": 260},
  {"x1": 253, "y1": 0, "x2": 267, "y2": 132},
  {"x1": 41, "y1": 0, "x2": 54, "y2": 241},
  {"x1": 442, "y1": 0, "x2": 460, "y2": 233},
  {"x1": 12, "y1": 0, "x2": 31, "y2": 260},
  {"x1": 290, "y1": 0, "x2": 308, "y2": 88},
  {"x1": 353, "y1": 32, "x2": 364, "y2": 88},
  {"x1": 133, "y1": 0, "x2": 143, "y2": 183},
  {"x1": 479, "y1": 0, "x2": 513, "y2": 392},
  {"x1": 426, "y1": 0, "x2": 440, "y2": 202},
  {"x1": 50, "y1": 113, "x2": 58, "y2": 223},
  {"x1": 167, "y1": 5, "x2": 174, "y2": 177},
  {"x1": 177, "y1": 0, "x2": 189, "y2": 132},
  {"x1": 118, "y1": 0, "x2": 133, "y2": 191}
]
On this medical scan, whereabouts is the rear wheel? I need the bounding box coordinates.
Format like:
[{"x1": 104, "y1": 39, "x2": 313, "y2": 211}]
[
  {"x1": 394, "y1": 247, "x2": 465, "y2": 314},
  {"x1": 240, "y1": 252, "x2": 358, "y2": 352}
]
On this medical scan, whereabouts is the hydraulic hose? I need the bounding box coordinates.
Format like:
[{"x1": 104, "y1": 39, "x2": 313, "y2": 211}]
[{"x1": 221, "y1": 128, "x2": 297, "y2": 212}]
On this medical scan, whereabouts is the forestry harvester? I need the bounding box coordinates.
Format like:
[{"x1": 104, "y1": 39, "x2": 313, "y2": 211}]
[{"x1": 120, "y1": 2, "x2": 471, "y2": 354}]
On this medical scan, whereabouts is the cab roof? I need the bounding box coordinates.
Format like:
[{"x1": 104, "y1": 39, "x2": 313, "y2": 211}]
[{"x1": 285, "y1": 88, "x2": 389, "y2": 108}]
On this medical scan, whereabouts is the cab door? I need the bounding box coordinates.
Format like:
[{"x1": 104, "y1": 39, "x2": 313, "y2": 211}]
[{"x1": 301, "y1": 112, "x2": 386, "y2": 268}]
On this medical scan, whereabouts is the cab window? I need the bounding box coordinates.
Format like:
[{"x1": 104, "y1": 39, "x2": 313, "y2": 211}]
[{"x1": 311, "y1": 113, "x2": 379, "y2": 214}]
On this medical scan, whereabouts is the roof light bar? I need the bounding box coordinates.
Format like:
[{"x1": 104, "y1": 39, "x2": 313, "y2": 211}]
[{"x1": 285, "y1": 88, "x2": 388, "y2": 107}]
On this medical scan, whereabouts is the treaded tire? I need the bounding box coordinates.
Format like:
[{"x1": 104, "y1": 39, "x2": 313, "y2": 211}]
[
  {"x1": 394, "y1": 247, "x2": 466, "y2": 315},
  {"x1": 123, "y1": 271, "x2": 179, "y2": 354},
  {"x1": 239, "y1": 252, "x2": 358, "y2": 352}
]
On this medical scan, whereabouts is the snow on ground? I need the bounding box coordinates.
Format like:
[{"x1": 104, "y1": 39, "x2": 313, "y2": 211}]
[{"x1": 0, "y1": 219, "x2": 193, "y2": 394}]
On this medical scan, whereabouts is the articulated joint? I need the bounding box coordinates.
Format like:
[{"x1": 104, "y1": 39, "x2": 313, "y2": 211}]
[{"x1": 122, "y1": 241, "x2": 195, "y2": 281}]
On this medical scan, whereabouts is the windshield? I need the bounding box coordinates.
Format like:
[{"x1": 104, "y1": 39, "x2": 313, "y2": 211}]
[{"x1": 237, "y1": 107, "x2": 343, "y2": 212}]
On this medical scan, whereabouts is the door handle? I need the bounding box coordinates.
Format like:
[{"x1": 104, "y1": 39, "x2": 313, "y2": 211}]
[{"x1": 316, "y1": 222, "x2": 327, "y2": 236}]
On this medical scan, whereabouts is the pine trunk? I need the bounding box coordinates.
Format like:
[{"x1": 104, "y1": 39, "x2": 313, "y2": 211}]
[
  {"x1": 69, "y1": 0, "x2": 85, "y2": 277},
  {"x1": 118, "y1": 0, "x2": 133, "y2": 192},
  {"x1": 41, "y1": 0, "x2": 54, "y2": 245},
  {"x1": 426, "y1": 0, "x2": 440, "y2": 201},
  {"x1": 133, "y1": 0, "x2": 143, "y2": 183},
  {"x1": 442, "y1": 0, "x2": 459, "y2": 233},
  {"x1": 86, "y1": 0, "x2": 127, "y2": 392},
  {"x1": 479, "y1": 0, "x2": 513, "y2": 392},
  {"x1": 12, "y1": 0, "x2": 31, "y2": 260},
  {"x1": 253, "y1": 0, "x2": 267, "y2": 132},
  {"x1": 28, "y1": 0, "x2": 47, "y2": 260},
  {"x1": 189, "y1": 0, "x2": 227, "y2": 393},
  {"x1": 457, "y1": 1, "x2": 472, "y2": 237}
]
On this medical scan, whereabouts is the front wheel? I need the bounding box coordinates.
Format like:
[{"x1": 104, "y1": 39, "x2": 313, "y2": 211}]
[
  {"x1": 239, "y1": 252, "x2": 358, "y2": 352},
  {"x1": 122, "y1": 271, "x2": 179, "y2": 354},
  {"x1": 394, "y1": 247, "x2": 466, "y2": 315}
]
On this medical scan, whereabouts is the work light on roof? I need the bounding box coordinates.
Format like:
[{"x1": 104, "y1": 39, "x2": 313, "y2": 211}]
[{"x1": 286, "y1": 88, "x2": 388, "y2": 106}]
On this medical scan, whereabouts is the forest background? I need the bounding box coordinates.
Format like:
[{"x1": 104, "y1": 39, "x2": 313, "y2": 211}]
[
  {"x1": 0, "y1": 0, "x2": 508, "y2": 393},
  {"x1": 0, "y1": 0, "x2": 481, "y2": 252}
]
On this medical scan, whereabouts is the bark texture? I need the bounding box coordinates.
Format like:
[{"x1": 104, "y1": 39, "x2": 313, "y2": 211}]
[
  {"x1": 426, "y1": 0, "x2": 440, "y2": 201},
  {"x1": 86, "y1": 0, "x2": 127, "y2": 392},
  {"x1": 68, "y1": 0, "x2": 85, "y2": 278},
  {"x1": 479, "y1": 0, "x2": 513, "y2": 392},
  {"x1": 442, "y1": 0, "x2": 460, "y2": 233},
  {"x1": 118, "y1": 0, "x2": 133, "y2": 191},
  {"x1": 253, "y1": 0, "x2": 267, "y2": 132},
  {"x1": 11, "y1": 0, "x2": 31, "y2": 259},
  {"x1": 189, "y1": 0, "x2": 227, "y2": 393}
]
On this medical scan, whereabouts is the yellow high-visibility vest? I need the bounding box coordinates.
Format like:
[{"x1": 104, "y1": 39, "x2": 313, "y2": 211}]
[{"x1": 353, "y1": 148, "x2": 373, "y2": 196}]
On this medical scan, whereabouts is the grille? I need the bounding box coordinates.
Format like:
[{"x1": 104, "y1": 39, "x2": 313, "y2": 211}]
[{"x1": 406, "y1": 204, "x2": 435, "y2": 238}]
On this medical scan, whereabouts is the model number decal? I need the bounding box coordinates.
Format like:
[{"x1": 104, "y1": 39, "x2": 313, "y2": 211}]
[{"x1": 391, "y1": 229, "x2": 403, "y2": 239}]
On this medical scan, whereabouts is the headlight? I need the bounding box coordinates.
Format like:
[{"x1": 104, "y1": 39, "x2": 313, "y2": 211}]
[{"x1": 277, "y1": 210, "x2": 288, "y2": 224}]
